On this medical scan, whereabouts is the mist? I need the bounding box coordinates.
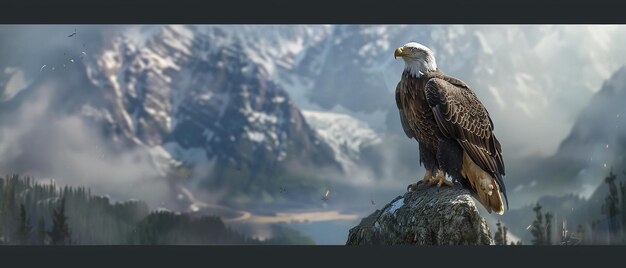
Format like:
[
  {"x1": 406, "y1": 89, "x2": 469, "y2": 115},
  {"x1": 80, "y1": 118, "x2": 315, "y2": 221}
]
[{"x1": 0, "y1": 77, "x2": 172, "y2": 208}]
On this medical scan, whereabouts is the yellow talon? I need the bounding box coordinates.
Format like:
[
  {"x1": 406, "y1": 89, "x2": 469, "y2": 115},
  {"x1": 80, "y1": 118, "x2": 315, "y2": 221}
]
[
  {"x1": 408, "y1": 169, "x2": 435, "y2": 191},
  {"x1": 429, "y1": 170, "x2": 454, "y2": 187}
]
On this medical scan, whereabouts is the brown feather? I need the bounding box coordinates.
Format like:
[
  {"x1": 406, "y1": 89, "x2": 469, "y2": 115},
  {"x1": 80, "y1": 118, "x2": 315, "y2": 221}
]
[
  {"x1": 425, "y1": 78, "x2": 504, "y2": 177},
  {"x1": 395, "y1": 69, "x2": 508, "y2": 211}
]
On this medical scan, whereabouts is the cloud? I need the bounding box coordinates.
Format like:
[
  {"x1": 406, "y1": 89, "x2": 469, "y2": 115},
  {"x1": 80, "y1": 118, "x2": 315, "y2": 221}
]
[{"x1": 0, "y1": 79, "x2": 171, "y2": 207}]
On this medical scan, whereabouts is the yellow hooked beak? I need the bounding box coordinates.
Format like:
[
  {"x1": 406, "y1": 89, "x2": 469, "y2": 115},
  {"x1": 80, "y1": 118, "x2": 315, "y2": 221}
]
[{"x1": 394, "y1": 47, "x2": 404, "y2": 59}]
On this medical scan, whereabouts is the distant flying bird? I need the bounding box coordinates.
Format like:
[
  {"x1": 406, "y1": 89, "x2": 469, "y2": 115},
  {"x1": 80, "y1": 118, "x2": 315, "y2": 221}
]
[
  {"x1": 371, "y1": 200, "x2": 375, "y2": 206},
  {"x1": 279, "y1": 187, "x2": 286, "y2": 194},
  {"x1": 68, "y1": 29, "x2": 76, "y2": 37},
  {"x1": 40, "y1": 65, "x2": 47, "y2": 72},
  {"x1": 321, "y1": 189, "x2": 330, "y2": 201},
  {"x1": 394, "y1": 42, "x2": 508, "y2": 215}
]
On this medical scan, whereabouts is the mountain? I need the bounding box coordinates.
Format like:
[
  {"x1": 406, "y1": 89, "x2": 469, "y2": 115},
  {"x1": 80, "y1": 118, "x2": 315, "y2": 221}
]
[
  {"x1": 0, "y1": 25, "x2": 343, "y2": 208},
  {"x1": 90, "y1": 26, "x2": 338, "y2": 168},
  {"x1": 301, "y1": 110, "x2": 381, "y2": 173},
  {"x1": 507, "y1": 66, "x2": 626, "y2": 206},
  {"x1": 492, "y1": 66, "x2": 626, "y2": 244},
  {"x1": 282, "y1": 25, "x2": 626, "y2": 163}
]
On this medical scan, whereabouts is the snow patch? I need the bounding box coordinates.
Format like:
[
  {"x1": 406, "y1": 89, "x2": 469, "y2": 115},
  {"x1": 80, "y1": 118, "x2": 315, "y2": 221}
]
[
  {"x1": 161, "y1": 142, "x2": 209, "y2": 166},
  {"x1": 302, "y1": 110, "x2": 381, "y2": 171},
  {"x1": 389, "y1": 198, "x2": 404, "y2": 214},
  {"x1": 247, "y1": 131, "x2": 266, "y2": 143},
  {"x1": 272, "y1": 96, "x2": 286, "y2": 103}
]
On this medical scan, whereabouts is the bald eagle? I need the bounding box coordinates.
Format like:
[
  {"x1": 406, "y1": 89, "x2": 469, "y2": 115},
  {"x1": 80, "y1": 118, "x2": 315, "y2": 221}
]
[{"x1": 394, "y1": 42, "x2": 508, "y2": 215}]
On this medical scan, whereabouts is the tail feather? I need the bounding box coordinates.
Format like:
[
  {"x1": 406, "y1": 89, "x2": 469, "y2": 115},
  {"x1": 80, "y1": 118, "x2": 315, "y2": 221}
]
[
  {"x1": 495, "y1": 173, "x2": 509, "y2": 210},
  {"x1": 461, "y1": 152, "x2": 505, "y2": 215}
]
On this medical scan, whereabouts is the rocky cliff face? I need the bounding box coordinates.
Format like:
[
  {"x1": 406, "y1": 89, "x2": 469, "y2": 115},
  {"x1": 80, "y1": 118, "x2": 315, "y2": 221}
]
[
  {"x1": 82, "y1": 26, "x2": 340, "y2": 174},
  {"x1": 346, "y1": 185, "x2": 493, "y2": 245}
]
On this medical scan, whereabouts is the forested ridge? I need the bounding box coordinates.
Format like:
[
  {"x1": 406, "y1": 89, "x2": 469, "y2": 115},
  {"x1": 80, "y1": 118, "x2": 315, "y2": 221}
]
[{"x1": 0, "y1": 174, "x2": 306, "y2": 245}]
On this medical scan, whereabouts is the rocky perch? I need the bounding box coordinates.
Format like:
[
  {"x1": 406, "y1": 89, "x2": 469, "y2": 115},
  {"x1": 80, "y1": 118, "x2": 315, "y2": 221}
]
[{"x1": 346, "y1": 184, "x2": 493, "y2": 245}]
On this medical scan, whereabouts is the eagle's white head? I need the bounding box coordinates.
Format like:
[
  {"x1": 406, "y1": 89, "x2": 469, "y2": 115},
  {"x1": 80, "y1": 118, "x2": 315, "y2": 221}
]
[{"x1": 394, "y1": 42, "x2": 437, "y2": 78}]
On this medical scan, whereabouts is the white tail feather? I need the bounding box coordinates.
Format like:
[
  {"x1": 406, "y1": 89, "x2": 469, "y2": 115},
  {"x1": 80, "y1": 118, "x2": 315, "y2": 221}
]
[{"x1": 460, "y1": 152, "x2": 505, "y2": 215}]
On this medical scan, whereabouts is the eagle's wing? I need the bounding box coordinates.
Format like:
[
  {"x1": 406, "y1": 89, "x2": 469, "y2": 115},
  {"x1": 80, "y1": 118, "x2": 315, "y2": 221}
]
[
  {"x1": 424, "y1": 77, "x2": 507, "y2": 204},
  {"x1": 395, "y1": 82, "x2": 415, "y2": 139}
]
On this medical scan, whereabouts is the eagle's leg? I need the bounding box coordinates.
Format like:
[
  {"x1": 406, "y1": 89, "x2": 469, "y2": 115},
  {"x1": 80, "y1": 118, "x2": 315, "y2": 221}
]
[
  {"x1": 431, "y1": 138, "x2": 462, "y2": 187},
  {"x1": 407, "y1": 168, "x2": 435, "y2": 191},
  {"x1": 408, "y1": 142, "x2": 438, "y2": 191},
  {"x1": 429, "y1": 169, "x2": 454, "y2": 187}
]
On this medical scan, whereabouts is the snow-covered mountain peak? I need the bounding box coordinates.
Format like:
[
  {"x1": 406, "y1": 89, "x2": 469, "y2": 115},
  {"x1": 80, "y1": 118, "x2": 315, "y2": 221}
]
[
  {"x1": 302, "y1": 110, "x2": 381, "y2": 171},
  {"x1": 80, "y1": 25, "x2": 341, "y2": 176}
]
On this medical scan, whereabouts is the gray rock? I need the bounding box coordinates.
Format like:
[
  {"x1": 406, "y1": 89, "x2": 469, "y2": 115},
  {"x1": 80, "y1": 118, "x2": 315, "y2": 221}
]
[{"x1": 346, "y1": 184, "x2": 493, "y2": 245}]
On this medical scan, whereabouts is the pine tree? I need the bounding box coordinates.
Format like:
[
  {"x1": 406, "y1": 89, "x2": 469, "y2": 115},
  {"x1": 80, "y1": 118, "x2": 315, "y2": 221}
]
[
  {"x1": 16, "y1": 204, "x2": 32, "y2": 244},
  {"x1": 47, "y1": 197, "x2": 71, "y2": 245},
  {"x1": 503, "y1": 225, "x2": 508, "y2": 245},
  {"x1": 530, "y1": 203, "x2": 554, "y2": 245},
  {"x1": 494, "y1": 220, "x2": 508, "y2": 245},
  {"x1": 591, "y1": 220, "x2": 599, "y2": 244},
  {"x1": 576, "y1": 224, "x2": 586, "y2": 245},
  {"x1": 619, "y1": 172, "x2": 626, "y2": 243},
  {"x1": 545, "y1": 212, "x2": 553, "y2": 245},
  {"x1": 531, "y1": 203, "x2": 545, "y2": 245},
  {"x1": 0, "y1": 177, "x2": 3, "y2": 244},
  {"x1": 601, "y1": 170, "x2": 620, "y2": 244},
  {"x1": 1, "y1": 179, "x2": 19, "y2": 243},
  {"x1": 36, "y1": 217, "x2": 46, "y2": 245}
]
